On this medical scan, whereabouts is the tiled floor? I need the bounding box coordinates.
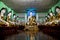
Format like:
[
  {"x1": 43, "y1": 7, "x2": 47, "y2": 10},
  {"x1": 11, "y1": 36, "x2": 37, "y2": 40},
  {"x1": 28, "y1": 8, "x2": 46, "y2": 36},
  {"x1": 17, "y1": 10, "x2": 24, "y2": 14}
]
[{"x1": 5, "y1": 32, "x2": 56, "y2": 40}]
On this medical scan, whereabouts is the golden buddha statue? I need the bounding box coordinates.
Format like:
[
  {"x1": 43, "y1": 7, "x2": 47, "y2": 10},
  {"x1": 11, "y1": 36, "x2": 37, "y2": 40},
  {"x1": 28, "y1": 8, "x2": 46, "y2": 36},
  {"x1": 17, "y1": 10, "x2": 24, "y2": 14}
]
[
  {"x1": 0, "y1": 8, "x2": 9, "y2": 27},
  {"x1": 45, "y1": 12, "x2": 56, "y2": 26},
  {"x1": 44, "y1": 16, "x2": 50, "y2": 25},
  {"x1": 49, "y1": 12, "x2": 56, "y2": 26},
  {"x1": 29, "y1": 16, "x2": 37, "y2": 25},
  {"x1": 25, "y1": 16, "x2": 38, "y2": 30},
  {"x1": 14, "y1": 16, "x2": 20, "y2": 26},
  {"x1": 7, "y1": 11, "x2": 15, "y2": 27},
  {"x1": 56, "y1": 6, "x2": 60, "y2": 21},
  {"x1": 25, "y1": 16, "x2": 39, "y2": 40},
  {"x1": 12, "y1": 14, "x2": 16, "y2": 22},
  {"x1": 49, "y1": 12, "x2": 55, "y2": 21},
  {"x1": 51, "y1": 6, "x2": 60, "y2": 25},
  {"x1": 24, "y1": 11, "x2": 39, "y2": 40},
  {"x1": 44, "y1": 16, "x2": 52, "y2": 25}
]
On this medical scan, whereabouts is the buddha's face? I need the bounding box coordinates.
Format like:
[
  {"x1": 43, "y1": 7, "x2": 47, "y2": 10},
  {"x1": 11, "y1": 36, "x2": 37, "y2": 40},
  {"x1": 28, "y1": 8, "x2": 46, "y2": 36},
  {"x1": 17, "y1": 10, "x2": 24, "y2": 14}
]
[
  {"x1": 47, "y1": 15, "x2": 50, "y2": 18},
  {"x1": 56, "y1": 8, "x2": 60, "y2": 13},
  {"x1": 8, "y1": 13, "x2": 12, "y2": 16},
  {"x1": 14, "y1": 15, "x2": 16, "y2": 18},
  {"x1": 1, "y1": 9, "x2": 6, "y2": 14},
  {"x1": 49, "y1": 13, "x2": 53, "y2": 16},
  {"x1": 30, "y1": 12, "x2": 32, "y2": 16},
  {"x1": 45, "y1": 18, "x2": 48, "y2": 22},
  {"x1": 45, "y1": 17, "x2": 47, "y2": 20}
]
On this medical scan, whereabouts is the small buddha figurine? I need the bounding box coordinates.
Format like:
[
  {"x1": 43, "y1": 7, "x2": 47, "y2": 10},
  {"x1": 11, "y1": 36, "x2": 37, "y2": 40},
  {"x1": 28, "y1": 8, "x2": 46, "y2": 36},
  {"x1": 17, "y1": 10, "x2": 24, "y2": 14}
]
[
  {"x1": 27, "y1": 12, "x2": 37, "y2": 25},
  {"x1": 48, "y1": 12, "x2": 57, "y2": 26},
  {"x1": 44, "y1": 16, "x2": 51, "y2": 25},
  {"x1": 56, "y1": 6, "x2": 60, "y2": 20},
  {"x1": 0, "y1": 8, "x2": 9, "y2": 26},
  {"x1": 15, "y1": 16, "x2": 20, "y2": 25},
  {"x1": 13, "y1": 14, "x2": 16, "y2": 22},
  {"x1": 13, "y1": 14, "x2": 20, "y2": 25},
  {"x1": 46, "y1": 15, "x2": 50, "y2": 22},
  {"x1": 55, "y1": 6, "x2": 60, "y2": 25},
  {"x1": 45, "y1": 12, "x2": 56, "y2": 26},
  {"x1": 7, "y1": 11, "x2": 14, "y2": 26},
  {"x1": 48, "y1": 12, "x2": 55, "y2": 22}
]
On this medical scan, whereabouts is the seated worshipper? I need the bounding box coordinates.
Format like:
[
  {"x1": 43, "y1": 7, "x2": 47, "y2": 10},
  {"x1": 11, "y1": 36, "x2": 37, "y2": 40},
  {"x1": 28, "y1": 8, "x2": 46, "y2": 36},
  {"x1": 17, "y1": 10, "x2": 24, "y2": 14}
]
[
  {"x1": 7, "y1": 11, "x2": 15, "y2": 27},
  {"x1": 55, "y1": 6, "x2": 60, "y2": 25},
  {"x1": 0, "y1": 8, "x2": 9, "y2": 27}
]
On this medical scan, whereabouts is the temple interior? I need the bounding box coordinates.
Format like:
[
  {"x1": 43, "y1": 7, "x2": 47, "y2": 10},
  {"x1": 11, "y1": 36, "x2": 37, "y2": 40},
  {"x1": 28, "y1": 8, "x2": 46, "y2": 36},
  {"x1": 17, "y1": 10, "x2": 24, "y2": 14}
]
[{"x1": 0, "y1": 0, "x2": 60, "y2": 40}]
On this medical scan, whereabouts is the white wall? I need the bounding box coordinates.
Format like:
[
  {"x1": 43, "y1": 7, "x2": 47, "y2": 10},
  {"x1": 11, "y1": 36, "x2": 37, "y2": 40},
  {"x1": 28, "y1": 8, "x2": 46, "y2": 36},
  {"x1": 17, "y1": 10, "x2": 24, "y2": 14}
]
[{"x1": 16, "y1": 12, "x2": 48, "y2": 22}]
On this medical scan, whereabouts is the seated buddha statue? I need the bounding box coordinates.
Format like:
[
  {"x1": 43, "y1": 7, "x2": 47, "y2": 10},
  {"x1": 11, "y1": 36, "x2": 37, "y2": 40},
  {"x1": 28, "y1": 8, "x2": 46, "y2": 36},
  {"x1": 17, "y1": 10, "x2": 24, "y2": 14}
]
[
  {"x1": 44, "y1": 16, "x2": 51, "y2": 25},
  {"x1": 49, "y1": 12, "x2": 55, "y2": 21},
  {"x1": 47, "y1": 12, "x2": 57, "y2": 26},
  {"x1": 14, "y1": 16, "x2": 20, "y2": 25},
  {"x1": 29, "y1": 16, "x2": 37, "y2": 26},
  {"x1": 25, "y1": 16, "x2": 38, "y2": 31},
  {"x1": 55, "y1": 6, "x2": 60, "y2": 24},
  {"x1": 45, "y1": 12, "x2": 56, "y2": 26},
  {"x1": 25, "y1": 12, "x2": 38, "y2": 40},
  {"x1": 0, "y1": 8, "x2": 9, "y2": 27},
  {"x1": 12, "y1": 14, "x2": 16, "y2": 22},
  {"x1": 7, "y1": 11, "x2": 15, "y2": 27}
]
